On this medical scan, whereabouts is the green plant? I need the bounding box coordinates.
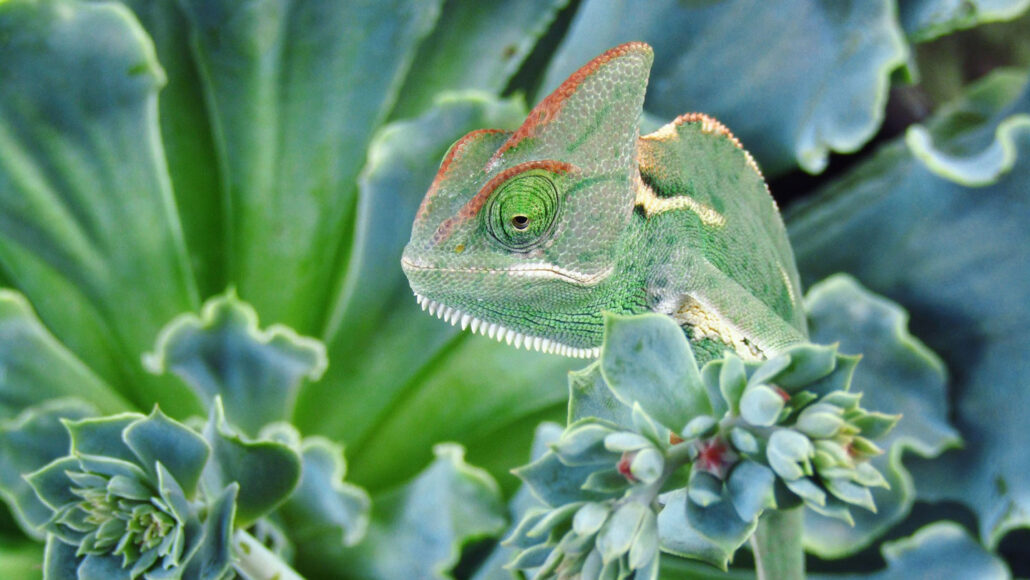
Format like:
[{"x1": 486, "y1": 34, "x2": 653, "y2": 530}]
[{"x1": 0, "y1": 0, "x2": 1027, "y2": 578}]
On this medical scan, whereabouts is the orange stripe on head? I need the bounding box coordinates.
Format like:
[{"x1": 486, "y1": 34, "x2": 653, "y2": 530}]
[
  {"x1": 431, "y1": 160, "x2": 577, "y2": 246},
  {"x1": 416, "y1": 129, "x2": 509, "y2": 222},
  {"x1": 490, "y1": 42, "x2": 653, "y2": 164}
]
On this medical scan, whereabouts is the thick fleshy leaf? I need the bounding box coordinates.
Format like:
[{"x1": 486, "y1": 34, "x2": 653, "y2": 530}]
[
  {"x1": 123, "y1": 408, "x2": 210, "y2": 498},
  {"x1": 389, "y1": 0, "x2": 570, "y2": 119},
  {"x1": 906, "y1": 68, "x2": 1030, "y2": 185},
  {"x1": 0, "y1": 399, "x2": 96, "y2": 538},
  {"x1": 568, "y1": 361, "x2": 634, "y2": 426},
  {"x1": 145, "y1": 292, "x2": 327, "y2": 436},
  {"x1": 0, "y1": 290, "x2": 128, "y2": 419},
  {"x1": 540, "y1": 0, "x2": 908, "y2": 174},
  {"x1": 513, "y1": 449, "x2": 612, "y2": 508},
  {"x1": 43, "y1": 535, "x2": 80, "y2": 580},
  {"x1": 0, "y1": 0, "x2": 199, "y2": 414},
  {"x1": 810, "y1": 523, "x2": 1009, "y2": 580},
  {"x1": 899, "y1": 0, "x2": 1030, "y2": 41},
  {"x1": 314, "y1": 444, "x2": 506, "y2": 580},
  {"x1": 277, "y1": 437, "x2": 371, "y2": 548},
  {"x1": 657, "y1": 488, "x2": 755, "y2": 571},
  {"x1": 177, "y1": 0, "x2": 441, "y2": 333},
  {"x1": 202, "y1": 401, "x2": 301, "y2": 527},
  {"x1": 600, "y1": 313, "x2": 709, "y2": 432},
  {"x1": 800, "y1": 275, "x2": 960, "y2": 556},
  {"x1": 787, "y1": 67, "x2": 1030, "y2": 547},
  {"x1": 181, "y1": 483, "x2": 237, "y2": 580}
]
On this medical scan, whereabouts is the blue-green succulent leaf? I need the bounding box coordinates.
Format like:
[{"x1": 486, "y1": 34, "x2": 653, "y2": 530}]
[
  {"x1": 657, "y1": 488, "x2": 755, "y2": 571},
  {"x1": 202, "y1": 400, "x2": 301, "y2": 527},
  {"x1": 0, "y1": 399, "x2": 95, "y2": 538},
  {"x1": 64, "y1": 414, "x2": 141, "y2": 465},
  {"x1": 739, "y1": 385, "x2": 785, "y2": 427},
  {"x1": 25, "y1": 457, "x2": 81, "y2": 513},
  {"x1": 905, "y1": 68, "x2": 1030, "y2": 185},
  {"x1": 277, "y1": 437, "x2": 371, "y2": 548},
  {"x1": 726, "y1": 461, "x2": 777, "y2": 523},
  {"x1": 332, "y1": 444, "x2": 507, "y2": 580},
  {"x1": 717, "y1": 355, "x2": 747, "y2": 415},
  {"x1": 541, "y1": 0, "x2": 908, "y2": 174},
  {"x1": 0, "y1": 291, "x2": 128, "y2": 420},
  {"x1": 899, "y1": 0, "x2": 1030, "y2": 42},
  {"x1": 0, "y1": 0, "x2": 199, "y2": 415},
  {"x1": 513, "y1": 450, "x2": 612, "y2": 507},
  {"x1": 123, "y1": 408, "x2": 210, "y2": 499},
  {"x1": 798, "y1": 275, "x2": 962, "y2": 556},
  {"x1": 181, "y1": 483, "x2": 237, "y2": 580},
  {"x1": 144, "y1": 292, "x2": 327, "y2": 436},
  {"x1": 568, "y1": 361, "x2": 634, "y2": 426},
  {"x1": 787, "y1": 65, "x2": 1030, "y2": 543},
  {"x1": 596, "y1": 500, "x2": 649, "y2": 563},
  {"x1": 600, "y1": 313, "x2": 710, "y2": 432}
]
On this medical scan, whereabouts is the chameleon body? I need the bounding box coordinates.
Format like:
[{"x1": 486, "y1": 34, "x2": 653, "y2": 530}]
[{"x1": 402, "y1": 42, "x2": 805, "y2": 364}]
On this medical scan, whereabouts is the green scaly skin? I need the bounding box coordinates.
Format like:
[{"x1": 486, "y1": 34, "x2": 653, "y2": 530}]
[{"x1": 402, "y1": 42, "x2": 806, "y2": 364}]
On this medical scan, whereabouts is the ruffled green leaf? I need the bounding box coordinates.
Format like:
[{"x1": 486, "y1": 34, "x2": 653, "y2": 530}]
[
  {"x1": 906, "y1": 68, "x2": 1030, "y2": 185},
  {"x1": 0, "y1": 399, "x2": 96, "y2": 538},
  {"x1": 540, "y1": 0, "x2": 908, "y2": 174},
  {"x1": 899, "y1": 0, "x2": 1030, "y2": 42},
  {"x1": 390, "y1": 0, "x2": 570, "y2": 119},
  {"x1": 201, "y1": 400, "x2": 301, "y2": 528},
  {"x1": 277, "y1": 437, "x2": 371, "y2": 548},
  {"x1": 787, "y1": 68, "x2": 1029, "y2": 547},
  {"x1": 0, "y1": 291, "x2": 128, "y2": 419},
  {"x1": 0, "y1": 0, "x2": 199, "y2": 414},
  {"x1": 145, "y1": 292, "x2": 327, "y2": 436},
  {"x1": 600, "y1": 313, "x2": 710, "y2": 432},
  {"x1": 324, "y1": 444, "x2": 506, "y2": 580},
  {"x1": 176, "y1": 0, "x2": 440, "y2": 334}
]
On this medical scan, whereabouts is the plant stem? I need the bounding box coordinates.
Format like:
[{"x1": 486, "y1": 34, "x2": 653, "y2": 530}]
[
  {"x1": 233, "y1": 529, "x2": 305, "y2": 580},
  {"x1": 750, "y1": 507, "x2": 805, "y2": 580}
]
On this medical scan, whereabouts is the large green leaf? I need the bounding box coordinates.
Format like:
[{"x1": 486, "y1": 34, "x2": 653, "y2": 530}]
[
  {"x1": 801, "y1": 275, "x2": 960, "y2": 557},
  {"x1": 0, "y1": 290, "x2": 129, "y2": 419},
  {"x1": 0, "y1": 0, "x2": 199, "y2": 413},
  {"x1": 389, "y1": 0, "x2": 570, "y2": 119},
  {"x1": 540, "y1": 0, "x2": 909, "y2": 175},
  {"x1": 787, "y1": 68, "x2": 1030, "y2": 547},
  {"x1": 177, "y1": 0, "x2": 442, "y2": 333},
  {"x1": 899, "y1": 0, "x2": 1030, "y2": 42}
]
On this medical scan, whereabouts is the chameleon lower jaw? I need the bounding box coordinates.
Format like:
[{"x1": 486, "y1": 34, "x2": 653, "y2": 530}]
[{"x1": 413, "y1": 293, "x2": 601, "y2": 359}]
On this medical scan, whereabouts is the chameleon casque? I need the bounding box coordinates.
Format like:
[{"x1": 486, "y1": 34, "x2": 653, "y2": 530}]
[{"x1": 402, "y1": 42, "x2": 806, "y2": 364}]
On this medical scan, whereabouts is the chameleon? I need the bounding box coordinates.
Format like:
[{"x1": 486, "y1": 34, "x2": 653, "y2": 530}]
[{"x1": 401, "y1": 42, "x2": 806, "y2": 364}]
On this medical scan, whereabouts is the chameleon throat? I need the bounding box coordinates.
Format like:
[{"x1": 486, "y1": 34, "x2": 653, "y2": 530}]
[{"x1": 414, "y1": 293, "x2": 601, "y2": 359}]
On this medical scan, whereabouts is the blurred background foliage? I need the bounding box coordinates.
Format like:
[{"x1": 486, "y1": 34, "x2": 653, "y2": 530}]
[{"x1": 1, "y1": 0, "x2": 1029, "y2": 577}]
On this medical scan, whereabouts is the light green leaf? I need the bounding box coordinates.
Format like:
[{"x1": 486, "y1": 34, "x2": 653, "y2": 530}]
[
  {"x1": 316, "y1": 444, "x2": 506, "y2": 580},
  {"x1": 0, "y1": 399, "x2": 96, "y2": 539},
  {"x1": 0, "y1": 290, "x2": 129, "y2": 419},
  {"x1": 0, "y1": 538, "x2": 43, "y2": 580},
  {"x1": 177, "y1": 0, "x2": 441, "y2": 333},
  {"x1": 389, "y1": 0, "x2": 570, "y2": 119},
  {"x1": 787, "y1": 68, "x2": 1030, "y2": 547},
  {"x1": 0, "y1": 0, "x2": 199, "y2": 414},
  {"x1": 899, "y1": 0, "x2": 1030, "y2": 42},
  {"x1": 540, "y1": 0, "x2": 908, "y2": 174},
  {"x1": 145, "y1": 292, "x2": 326, "y2": 436},
  {"x1": 600, "y1": 313, "x2": 710, "y2": 432}
]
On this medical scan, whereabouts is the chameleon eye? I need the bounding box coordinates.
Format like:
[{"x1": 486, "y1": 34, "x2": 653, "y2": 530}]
[{"x1": 486, "y1": 173, "x2": 559, "y2": 251}]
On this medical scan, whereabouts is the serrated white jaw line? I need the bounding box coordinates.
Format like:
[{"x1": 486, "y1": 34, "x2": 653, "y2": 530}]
[{"x1": 414, "y1": 294, "x2": 600, "y2": 359}]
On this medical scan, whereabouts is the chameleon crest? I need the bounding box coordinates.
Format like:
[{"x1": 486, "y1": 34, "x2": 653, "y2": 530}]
[{"x1": 402, "y1": 42, "x2": 806, "y2": 362}]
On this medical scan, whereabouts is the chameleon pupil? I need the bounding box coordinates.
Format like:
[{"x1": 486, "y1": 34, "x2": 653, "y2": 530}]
[{"x1": 512, "y1": 215, "x2": 529, "y2": 229}]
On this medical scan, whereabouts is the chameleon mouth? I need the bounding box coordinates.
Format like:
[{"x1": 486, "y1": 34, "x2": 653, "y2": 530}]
[
  {"x1": 413, "y1": 293, "x2": 600, "y2": 359},
  {"x1": 400, "y1": 257, "x2": 612, "y2": 286}
]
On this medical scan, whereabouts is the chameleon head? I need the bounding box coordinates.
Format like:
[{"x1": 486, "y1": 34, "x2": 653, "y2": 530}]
[{"x1": 401, "y1": 42, "x2": 655, "y2": 357}]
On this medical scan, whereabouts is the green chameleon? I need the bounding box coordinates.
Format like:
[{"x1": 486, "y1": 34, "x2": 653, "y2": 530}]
[{"x1": 402, "y1": 42, "x2": 805, "y2": 364}]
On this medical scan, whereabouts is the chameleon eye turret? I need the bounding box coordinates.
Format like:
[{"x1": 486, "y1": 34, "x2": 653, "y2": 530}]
[{"x1": 402, "y1": 42, "x2": 805, "y2": 363}]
